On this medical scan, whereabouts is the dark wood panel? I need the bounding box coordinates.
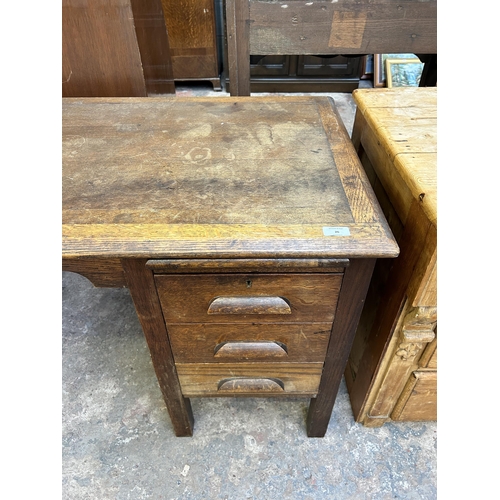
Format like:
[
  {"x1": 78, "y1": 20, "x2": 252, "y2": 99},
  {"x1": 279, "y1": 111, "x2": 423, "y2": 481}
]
[
  {"x1": 225, "y1": 55, "x2": 362, "y2": 93},
  {"x1": 146, "y1": 258, "x2": 349, "y2": 273},
  {"x1": 62, "y1": 0, "x2": 147, "y2": 97},
  {"x1": 130, "y1": 0, "x2": 176, "y2": 94},
  {"x1": 248, "y1": 0, "x2": 437, "y2": 55},
  {"x1": 307, "y1": 258, "x2": 376, "y2": 437},
  {"x1": 121, "y1": 259, "x2": 194, "y2": 436},
  {"x1": 161, "y1": 0, "x2": 220, "y2": 85}
]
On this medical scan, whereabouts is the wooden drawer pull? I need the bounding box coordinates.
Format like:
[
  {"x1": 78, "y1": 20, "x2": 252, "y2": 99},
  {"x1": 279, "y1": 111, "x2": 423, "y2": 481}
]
[
  {"x1": 214, "y1": 341, "x2": 288, "y2": 359},
  {"x1": 217, "y1": 378, "x2": 285, "y2": 393},
  {"x1": 207, "y1": 296, "x2": 291, "y2": 315}
]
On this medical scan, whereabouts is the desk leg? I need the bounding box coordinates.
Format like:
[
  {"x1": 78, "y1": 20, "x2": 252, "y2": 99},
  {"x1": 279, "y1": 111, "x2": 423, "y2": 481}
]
[
  {"x1": 306, "y1": 258, "x2": 376, "y2": 437},
  {"x1": 122, "y1": 258, "x2": 194, "y2": 437}
]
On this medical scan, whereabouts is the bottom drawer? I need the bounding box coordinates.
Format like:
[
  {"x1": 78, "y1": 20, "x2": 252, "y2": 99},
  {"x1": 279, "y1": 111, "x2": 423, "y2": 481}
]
[
  {"x1": 176, "y1": 363, "x2": 323, "y2": 397},
  {"x1": 391, "y1": 371, "x2": 437, "y2": 421}
]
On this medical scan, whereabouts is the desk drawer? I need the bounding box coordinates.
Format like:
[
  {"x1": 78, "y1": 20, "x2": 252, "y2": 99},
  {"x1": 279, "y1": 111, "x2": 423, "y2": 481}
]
[
  {"x1": 155, "y1": 273, "x2": 343, "y2": 324},
  {"x1": 176, "y1": 363, "x2": 323, "y2": 397},
  {"x1": 168, "y1": 323, "x2": 332, "y2": 363}
]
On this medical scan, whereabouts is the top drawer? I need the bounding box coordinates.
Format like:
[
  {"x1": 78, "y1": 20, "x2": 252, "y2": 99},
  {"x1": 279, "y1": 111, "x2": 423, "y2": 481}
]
[{"x1": 155, "y1": 273, "x2": 343, "y2": 324}]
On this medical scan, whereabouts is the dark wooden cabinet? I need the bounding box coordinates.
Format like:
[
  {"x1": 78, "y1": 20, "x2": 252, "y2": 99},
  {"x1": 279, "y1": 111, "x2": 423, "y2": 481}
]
[
  {"x1": 234, "y1": 54, "x2": 362, "y2": 93},
  {"x1": 161, "y1": 0, "x2": 222, "y2": 90},
  {"x1": 62, "y1": 0, "x2": 175, "y2": 97}
]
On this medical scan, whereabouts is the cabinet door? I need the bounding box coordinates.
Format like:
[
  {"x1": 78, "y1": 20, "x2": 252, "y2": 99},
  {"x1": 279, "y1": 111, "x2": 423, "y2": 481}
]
[
  {"x1": 161, "y1": 0, "x2": 219, "y2": 80},
  {"x1": 297, "y1": 55, "x2": 362, "y2": 77},
  {"x1": 250, "y1": 55, "x2": 292, "y2": 76}
]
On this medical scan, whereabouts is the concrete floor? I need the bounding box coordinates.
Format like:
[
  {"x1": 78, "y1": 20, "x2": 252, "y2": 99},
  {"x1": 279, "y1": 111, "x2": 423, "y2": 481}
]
[{"x1": 62, "y1": 85, "x2": 437, "y2": 500}]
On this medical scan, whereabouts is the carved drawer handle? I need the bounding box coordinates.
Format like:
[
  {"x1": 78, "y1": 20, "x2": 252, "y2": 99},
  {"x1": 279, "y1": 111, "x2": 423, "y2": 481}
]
[
  {"x1": 214, "y1": 341, "x2": 288, "y2": 359},
  {"x1": 217, "y1": 378, "x2": 285, "y2": 393},
  {"x1": 207, "y1": 296, "x2": 291, "y2": 315}
]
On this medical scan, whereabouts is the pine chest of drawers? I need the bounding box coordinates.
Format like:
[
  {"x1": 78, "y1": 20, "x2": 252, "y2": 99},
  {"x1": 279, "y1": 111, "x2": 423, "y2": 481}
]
[{"x1": 62, "y1": 96, "x2": 398, "y2": 436}]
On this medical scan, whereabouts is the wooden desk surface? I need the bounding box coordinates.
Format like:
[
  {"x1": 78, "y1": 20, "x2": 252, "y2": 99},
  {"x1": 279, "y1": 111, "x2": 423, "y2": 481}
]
[
  {"x1": 63, "y1": 96, "x2": 398, "y2": 259},
  {"x1": 352, "y1": 87, "x2": 437, "y2": 227}
]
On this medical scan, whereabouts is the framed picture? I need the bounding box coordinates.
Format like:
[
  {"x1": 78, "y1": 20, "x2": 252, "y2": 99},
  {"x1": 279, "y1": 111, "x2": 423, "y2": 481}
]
[
  {"x1": 385, "y1": 58, "x2": 424, "y2": 88},
  {"x1": 374, "y1": 53, "x2": 422, "y2": 87}
]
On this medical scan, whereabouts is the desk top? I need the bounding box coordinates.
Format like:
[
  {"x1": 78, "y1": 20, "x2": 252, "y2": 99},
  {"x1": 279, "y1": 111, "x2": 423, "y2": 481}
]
[
  {"x1": 63, "y1": 96, "x2": 398, "y2": 259},
  {"x1": 353, "y1": 87, "x2": 437, "y2": 227}
]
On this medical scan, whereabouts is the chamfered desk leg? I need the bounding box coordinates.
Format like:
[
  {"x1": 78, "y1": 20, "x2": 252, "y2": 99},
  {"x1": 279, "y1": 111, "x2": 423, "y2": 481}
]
[
  {"x1": 306, "y1": 258, "x2": 376, "y2": 437},
  {"x1": 121, "y1": 258, "x2": 194, "y2": 437}
]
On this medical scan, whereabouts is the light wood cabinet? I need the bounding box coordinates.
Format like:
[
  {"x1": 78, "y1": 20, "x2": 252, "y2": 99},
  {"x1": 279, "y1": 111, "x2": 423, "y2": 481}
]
[{"x1": 346, "y1": 88, "x2": 437, "y2": 426}]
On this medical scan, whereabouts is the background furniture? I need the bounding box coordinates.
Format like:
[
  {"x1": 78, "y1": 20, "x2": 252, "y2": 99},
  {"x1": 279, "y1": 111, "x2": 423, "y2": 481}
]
[
  {"x1": 62, "y1": 96, "x2": 398, "y2": 436},
  {"x1": 225, "y1": 0, "x2": 437, "y2": 96},
  {"x1": 62, "y1": 0, "x2": 175, "y2": 96},
  {"x1": 161, "y1": 0, "x2": 222, "y2": 89},
  {"x1": 225, "y1": 54, "x2": 363, "y2": 93},
  {"x1": 345, "y1": 87, "x2": 437, "y2": 426}
]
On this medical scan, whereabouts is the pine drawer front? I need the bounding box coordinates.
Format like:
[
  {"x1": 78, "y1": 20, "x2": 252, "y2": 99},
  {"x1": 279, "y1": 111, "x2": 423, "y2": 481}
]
[
  {"x1": 391, "y1": 370, "x2": 437, "y2": 421},
  {"x1": 155, "y1": 273, "x2": 343, "y2": 324},
  {"x1": 176, "y1": 363, "x2": 324, "y2": 397},
  {"x1": 167, "y1": 323, "x2": 332, "y2": 363}
]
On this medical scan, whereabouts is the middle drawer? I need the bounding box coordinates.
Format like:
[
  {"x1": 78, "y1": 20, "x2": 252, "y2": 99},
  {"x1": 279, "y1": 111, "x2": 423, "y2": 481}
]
[
  {"x1": 155, "y1": 273, "x2": 343, "y2": 324},
  {"x1": 167, "y1": 323, "x2": 333, "y2": 363}
]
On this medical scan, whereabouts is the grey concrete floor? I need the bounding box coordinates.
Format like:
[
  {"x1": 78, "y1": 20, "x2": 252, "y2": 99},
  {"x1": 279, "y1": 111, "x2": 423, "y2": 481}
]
[{"x1": 62, "y1": 86, "x2": 437, "y2": 499}]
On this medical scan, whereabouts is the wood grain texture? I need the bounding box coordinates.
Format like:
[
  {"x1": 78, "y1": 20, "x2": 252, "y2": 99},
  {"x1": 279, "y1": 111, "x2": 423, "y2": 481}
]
[
  {"x1": 62, "y1": 258, "x2": 126, "y2": 287},
  {"x1": 167, "y1": 323, "x2": 332, "y2": 363},
  {"x1": 248, "y1": 0, "x2": 437, "y2": 55},
  {"x1": 146, "y1": 258, "x2": 349, "y2": 273},
  {"x1": 176, "y1": 362, "x2": 323, "y2": 396},
  {"x1": 155, "y1": 273, "x2": 342, "y2": 323},
  {"x1": 225, "y1": 0, "x2": 251, "y2": 95},
  {"x1": 225, "y1": 0, "x2": 436, "y2": 95},
  {"x1": 346, "y1": 88, "x2": 437, "y2": 426},
  {"x1": 419, "y1": 336, "x2": 437, "y2": 369},
  {"x1": 353, "y1": 87, "x2": 437, "y2": 226},
  {"x1": 121, "y1": 259, "x2": 194, "y2": 436},
  {"x1": 217, "y1": 378, "x2": 285, "y2": 393},
  {"x1": 62, "y1": 0, "x2": 147, "y2": 97},
  {"x1": 161, "y1": 0, "x2": 219, "y2": 84},
  {"x1": 62, "y1": 97, "x2": 399, "y2": 260},
  {"x1": 130, "y1": 0, "x2": 176, "y2": 94},
  {"x1": 346, "y1": 201, "x2": 432, "y2": 422},
  {"x1": 62, "y1": 95, "x2": 399, "y2": 436},
  {"x1": 207, "y1": 296, "x2": 292, "y2": 315},
  {"x1": 307, "y1": 258, "x2": 375, "y2": 437},
  {"x1": 391, "y1": 371, "x2": 437, "y2": 421},
  {"x1": 214, "y1": 341, "x2": 288, "y2": 359}
]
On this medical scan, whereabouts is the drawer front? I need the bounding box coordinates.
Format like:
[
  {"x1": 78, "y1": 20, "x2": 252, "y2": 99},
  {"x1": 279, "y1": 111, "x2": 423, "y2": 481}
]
[
  {"x1": 176, "y1": 363, "x2": 323, "y2": 397},
  {"x1": 392, "y1": 371, "x2": 437, "y2": 421},
  {"x1": 155, "y1": 273, "x2": 343, "y2": 323},
  {"x1": 168, "y1": 323, "x2": 332, "y2": 363}
]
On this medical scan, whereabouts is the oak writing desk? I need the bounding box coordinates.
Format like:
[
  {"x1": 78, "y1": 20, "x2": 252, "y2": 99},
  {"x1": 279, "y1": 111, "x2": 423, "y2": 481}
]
[{"x1": 62, "y1": 97, "x2": 398, "y2": 437}]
